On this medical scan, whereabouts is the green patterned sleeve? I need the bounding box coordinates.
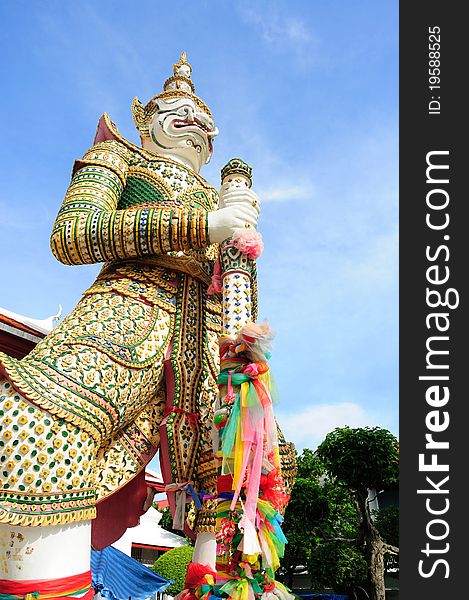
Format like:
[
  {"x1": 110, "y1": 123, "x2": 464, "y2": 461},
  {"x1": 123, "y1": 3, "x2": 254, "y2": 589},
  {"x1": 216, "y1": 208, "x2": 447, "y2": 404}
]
[{"x1": 50, "y1": 140, "x2": 209, "y2": 266}]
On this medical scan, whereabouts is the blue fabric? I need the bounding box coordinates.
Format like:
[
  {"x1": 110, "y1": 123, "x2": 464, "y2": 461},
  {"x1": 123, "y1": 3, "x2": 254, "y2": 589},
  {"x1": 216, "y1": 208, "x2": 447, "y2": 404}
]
[{"x1": 91, "y1": 546, "x2": 172, "y2": 600}]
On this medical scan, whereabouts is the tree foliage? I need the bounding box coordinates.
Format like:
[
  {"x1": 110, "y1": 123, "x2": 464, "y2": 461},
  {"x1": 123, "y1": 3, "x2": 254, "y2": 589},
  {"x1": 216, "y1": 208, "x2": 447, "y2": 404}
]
[
  {"x1": 373, "y1": 505, "x2": 399, "y2": 549},
  {"x1": 317, "y1": 426, "x2": 399, "y2": 492},
  {"x1": 308, "y1": 541, "x2": 368, "y2": 595},
  {"x1": 373, "y1": 505, "x2": 400, "y2": 575},
  {"x1": 280, "y1": 428, "x2": 399, "y2": 600},
  {"x1": 152, "y1": 545, "x2": 194, "y2": 596},
  {"x1": 281, "y1": 474, "x2": 327, "y2": 587},
  {"x1": 280, "y1": 450, "x2": 358, "y2": 590},
  {"x1": 316, "y1": 426, "x2": 399, "y2": 600}
]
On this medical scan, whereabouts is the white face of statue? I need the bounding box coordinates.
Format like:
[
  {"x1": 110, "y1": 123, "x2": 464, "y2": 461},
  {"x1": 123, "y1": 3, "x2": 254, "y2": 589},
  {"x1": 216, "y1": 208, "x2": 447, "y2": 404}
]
[{"x1": 147, "y1": 96, "x2": 218, "y2": 172}]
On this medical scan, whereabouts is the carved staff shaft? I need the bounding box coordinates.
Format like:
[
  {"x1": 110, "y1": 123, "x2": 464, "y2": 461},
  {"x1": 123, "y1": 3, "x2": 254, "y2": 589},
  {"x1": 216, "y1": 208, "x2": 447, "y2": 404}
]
[{"x1": 219, "y1": 158, "x2": 255, "y2": 334}]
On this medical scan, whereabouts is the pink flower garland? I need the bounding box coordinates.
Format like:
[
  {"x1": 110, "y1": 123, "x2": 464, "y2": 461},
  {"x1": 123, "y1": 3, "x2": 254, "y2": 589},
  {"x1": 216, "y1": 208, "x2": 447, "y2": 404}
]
[{"x1": 232, "y1": 230, "x2": 264, "y2": 260}]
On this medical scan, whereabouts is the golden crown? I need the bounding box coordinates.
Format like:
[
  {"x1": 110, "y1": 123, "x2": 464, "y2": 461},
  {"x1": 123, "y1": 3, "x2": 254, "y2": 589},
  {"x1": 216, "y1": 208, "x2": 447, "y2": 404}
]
[{"x1": 132, "y1": 52, "x2": 213, "y2": 138}]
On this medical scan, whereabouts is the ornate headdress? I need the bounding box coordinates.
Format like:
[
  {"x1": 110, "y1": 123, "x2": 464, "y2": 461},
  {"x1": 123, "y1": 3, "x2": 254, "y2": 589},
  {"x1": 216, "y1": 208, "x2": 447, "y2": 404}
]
[
  {"x1": 132, "y1": 52, "x2": 213, "y2": 139},
  {"x1": 221, "y1": 158, "x2": 253, "y2": 187}
]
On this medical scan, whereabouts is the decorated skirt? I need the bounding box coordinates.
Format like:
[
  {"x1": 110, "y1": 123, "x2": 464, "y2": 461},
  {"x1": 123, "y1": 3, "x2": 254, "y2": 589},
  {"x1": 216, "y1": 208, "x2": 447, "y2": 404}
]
[{"x1": 0, "y1": 261, "x2": 222, "y2": 527}]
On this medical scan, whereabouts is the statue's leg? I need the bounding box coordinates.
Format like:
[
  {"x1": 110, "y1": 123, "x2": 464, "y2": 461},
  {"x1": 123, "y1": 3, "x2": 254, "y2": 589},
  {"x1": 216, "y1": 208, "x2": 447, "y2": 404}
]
[
  {"x1": 0, "y1": 378, "x2": 96, "y2": 589},
  {"x1": 0, "y1": 521, "x2": 91, "y2": 580},
  {"x1": 0, "y1": 274, "x2": 189, "y2": 589},
  {"x1": 193, "y1": 531, "x2": 217, "y2": 570}
]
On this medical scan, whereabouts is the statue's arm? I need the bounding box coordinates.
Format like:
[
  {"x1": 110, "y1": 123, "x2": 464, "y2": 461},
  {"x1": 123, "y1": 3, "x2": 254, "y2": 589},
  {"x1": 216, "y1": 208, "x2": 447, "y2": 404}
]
[{"x1": 50, "y1": 140, "x2": 209, "y2": 266}]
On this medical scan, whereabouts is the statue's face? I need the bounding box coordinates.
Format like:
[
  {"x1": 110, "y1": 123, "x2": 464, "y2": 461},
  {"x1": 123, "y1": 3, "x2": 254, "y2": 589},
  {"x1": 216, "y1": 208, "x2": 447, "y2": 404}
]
[{"x1": 149, "y1": 96, "x2": 218, "y2": 172}]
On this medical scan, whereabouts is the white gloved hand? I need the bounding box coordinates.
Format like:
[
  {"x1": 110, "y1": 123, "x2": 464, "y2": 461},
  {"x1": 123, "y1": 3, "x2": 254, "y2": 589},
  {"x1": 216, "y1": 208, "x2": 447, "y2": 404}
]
[
  {"x1": 207, "y1": 203, "x2": 259, "y2": 244},
  {"x1": 218, "y1": 187, "x2": 261, "y2": 214},
  {"x1": 209, "y1": 186, "x2": 261, "y2": 244}
]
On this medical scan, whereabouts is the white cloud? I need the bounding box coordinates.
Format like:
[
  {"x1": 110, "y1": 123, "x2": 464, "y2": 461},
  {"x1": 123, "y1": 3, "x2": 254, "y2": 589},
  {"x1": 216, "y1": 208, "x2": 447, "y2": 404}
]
[
  {"x1": 236, "y1": 2, "x2": 317, "y2": 67},
  {"x1": 276, "y1": 402, "x2": 387, "y2": 451},
  {"x1": 259, "y1": 183, "x2": 312, "y2": 203}
]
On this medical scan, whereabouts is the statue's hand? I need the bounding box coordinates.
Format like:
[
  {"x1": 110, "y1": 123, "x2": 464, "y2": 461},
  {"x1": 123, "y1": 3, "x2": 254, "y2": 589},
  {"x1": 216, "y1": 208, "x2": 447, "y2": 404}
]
[
  {"x1": 208, "y1": 202, "x2": 259, "y2": 244},
  {"x1": 218, "y1": 187, "x2": 261, "y2": 213}
]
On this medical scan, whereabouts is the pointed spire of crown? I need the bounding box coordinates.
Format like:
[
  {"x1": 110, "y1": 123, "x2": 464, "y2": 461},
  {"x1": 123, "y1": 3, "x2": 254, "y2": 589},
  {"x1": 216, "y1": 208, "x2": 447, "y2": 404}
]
[
  {"x1": 162, "y1": 51, "x2": 195, "y2": 95},
  {"x1": 132, "y1": 52, "x2": 213, "y2": 139}
]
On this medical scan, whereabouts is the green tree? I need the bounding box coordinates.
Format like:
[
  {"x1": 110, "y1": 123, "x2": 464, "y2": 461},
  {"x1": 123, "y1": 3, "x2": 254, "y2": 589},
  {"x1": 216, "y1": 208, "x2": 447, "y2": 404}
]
[
  {"x1": 152, "y1": 545, "x2": 194, "y2": 596},
  {"x1": 281, "y1": 473, "x2": 328, "y2": 588},
  {"x1": 373, "y1": 505, "x2": 399, "y2": 549},
  {"x1": 308, "y1": 541, "x2": 368, "y2": 595},
  {"x1": 155, "y1": 504, "x2": 179, "y2": 535},
  {"x1": 281, "y1": 450, "x2": 360, "y2": 592},
  {"x1": 316, "y1": 426, "x2": 399, "y2": 600},
  {"x1": 373, "y1": 505, "x2": 399, "y2": 575}
]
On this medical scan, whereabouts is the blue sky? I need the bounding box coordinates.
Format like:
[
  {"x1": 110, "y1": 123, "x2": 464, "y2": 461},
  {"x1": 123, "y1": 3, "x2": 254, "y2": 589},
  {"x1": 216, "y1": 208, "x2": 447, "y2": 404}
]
[{"x1": 0, "y1": 0, "x2": 398, "y2": 454}]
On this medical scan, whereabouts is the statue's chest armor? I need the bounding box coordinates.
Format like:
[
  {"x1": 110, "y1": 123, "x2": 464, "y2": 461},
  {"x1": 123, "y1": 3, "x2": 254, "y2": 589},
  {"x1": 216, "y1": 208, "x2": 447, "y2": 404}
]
[{"x1": 118, "y1": 155, "x2": 216, "y2": 211}]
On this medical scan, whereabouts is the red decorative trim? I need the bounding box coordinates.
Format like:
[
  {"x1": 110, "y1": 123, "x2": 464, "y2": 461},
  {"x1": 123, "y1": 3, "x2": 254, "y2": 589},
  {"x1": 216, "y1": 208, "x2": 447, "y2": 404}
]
[
  {"x1": 0, "y1": 570, "x2": 92, "y2": 596},
  {"x1": 164, "y1": 405, "x2": 199, "y2": 424},
  {"x1": 132, "y1": 543, "x2": 173, "y2": 551}
]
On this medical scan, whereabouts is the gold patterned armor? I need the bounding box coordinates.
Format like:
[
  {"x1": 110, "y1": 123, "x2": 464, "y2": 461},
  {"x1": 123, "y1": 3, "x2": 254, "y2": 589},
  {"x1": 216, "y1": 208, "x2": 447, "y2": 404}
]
[{"x1": 0, "y1": 130, "x2": 223, "y2": 528}]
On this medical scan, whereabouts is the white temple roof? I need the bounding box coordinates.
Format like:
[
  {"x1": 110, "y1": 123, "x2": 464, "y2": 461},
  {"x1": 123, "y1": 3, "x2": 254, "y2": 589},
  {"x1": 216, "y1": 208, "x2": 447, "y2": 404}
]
[
  {"x1": 112, "y1": 506, "x2": 188, "y2": 555},
  {"x1": 0, "y1": 305, "x2": 62, "y2": 335},
  {"x1": 145, "y1": 468, "x2": 164, "y2": 486}
]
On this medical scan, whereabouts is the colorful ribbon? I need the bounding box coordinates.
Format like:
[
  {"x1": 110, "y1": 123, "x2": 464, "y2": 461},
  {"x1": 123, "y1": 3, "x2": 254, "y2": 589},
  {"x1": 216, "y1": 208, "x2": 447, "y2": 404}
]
[
  {"x1": 207, "y1": 324, "x2": 293, "y2": 600},
  {"x1": 0, "y1": 571, "x2": 92, "y2": 600}
]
